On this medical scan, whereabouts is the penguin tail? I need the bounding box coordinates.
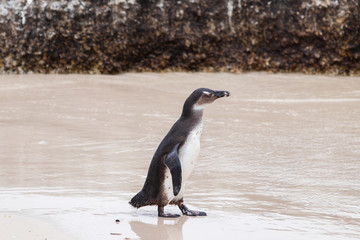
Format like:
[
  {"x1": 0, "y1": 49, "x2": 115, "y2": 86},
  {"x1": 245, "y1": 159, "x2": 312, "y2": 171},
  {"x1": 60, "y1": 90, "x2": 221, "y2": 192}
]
[{"x1": 129, "y1": 190, "x2": 148, "y2": 208}]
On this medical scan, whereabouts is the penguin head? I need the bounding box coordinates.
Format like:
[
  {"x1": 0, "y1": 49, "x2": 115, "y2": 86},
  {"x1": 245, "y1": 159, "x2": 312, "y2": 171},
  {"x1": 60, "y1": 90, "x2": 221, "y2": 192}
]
[{"x1": 182, "y1": 88, "x2": 230, "y2": 116}]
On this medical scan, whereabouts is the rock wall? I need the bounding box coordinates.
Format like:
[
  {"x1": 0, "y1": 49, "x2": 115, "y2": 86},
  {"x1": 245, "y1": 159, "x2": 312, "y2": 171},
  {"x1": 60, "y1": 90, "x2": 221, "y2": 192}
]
[{"x1": 1, "y1": 0, "x2": 359, "y2": 74}]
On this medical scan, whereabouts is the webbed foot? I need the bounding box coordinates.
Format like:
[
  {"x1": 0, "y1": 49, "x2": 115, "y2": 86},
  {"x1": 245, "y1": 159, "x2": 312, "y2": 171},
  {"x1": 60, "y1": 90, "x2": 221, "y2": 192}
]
[
  {"x1": 158, "y1": 206, "x2": 181, "y2": 218},
  {"x1": 178, "y1": 204, "x2": 207, "y2": 216}
]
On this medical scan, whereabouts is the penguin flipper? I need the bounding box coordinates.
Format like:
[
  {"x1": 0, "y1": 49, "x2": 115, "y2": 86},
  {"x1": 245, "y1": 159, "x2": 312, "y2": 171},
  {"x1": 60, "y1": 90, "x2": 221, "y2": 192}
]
[{"x1": 164, "y1": 144, "x2": 182, "y2": 196}]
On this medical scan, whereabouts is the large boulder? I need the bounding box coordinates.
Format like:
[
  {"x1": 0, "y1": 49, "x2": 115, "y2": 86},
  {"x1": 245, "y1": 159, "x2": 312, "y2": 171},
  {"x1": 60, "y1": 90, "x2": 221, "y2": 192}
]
[{"x1": 0, "y1": 0, "x2": 359, "y2": 74}]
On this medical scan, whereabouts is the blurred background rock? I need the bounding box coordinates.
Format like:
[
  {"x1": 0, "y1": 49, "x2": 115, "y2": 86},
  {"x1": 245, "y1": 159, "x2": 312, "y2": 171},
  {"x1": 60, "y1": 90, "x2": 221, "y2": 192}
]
[{"x1": 0, "y1": 0, "x2": 359, "y2": 74}]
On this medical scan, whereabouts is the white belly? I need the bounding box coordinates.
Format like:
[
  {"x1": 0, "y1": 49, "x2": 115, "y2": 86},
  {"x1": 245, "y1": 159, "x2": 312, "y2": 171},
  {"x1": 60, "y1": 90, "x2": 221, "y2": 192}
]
[{"x1": 163, "y1": 122, "x2": 203, "y2": 203}]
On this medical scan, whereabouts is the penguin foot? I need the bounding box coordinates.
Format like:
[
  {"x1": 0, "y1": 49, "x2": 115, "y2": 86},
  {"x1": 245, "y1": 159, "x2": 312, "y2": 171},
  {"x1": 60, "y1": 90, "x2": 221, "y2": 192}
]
[
  {"x1": 178, "y1": 204, "x2": 207, "y2": 217},
  {"x1": 158, "y1": 213, "x2": 181, "y2": 218},
  {"x1": 158, "y1": 206, "x2": 181, "y2": 218}
]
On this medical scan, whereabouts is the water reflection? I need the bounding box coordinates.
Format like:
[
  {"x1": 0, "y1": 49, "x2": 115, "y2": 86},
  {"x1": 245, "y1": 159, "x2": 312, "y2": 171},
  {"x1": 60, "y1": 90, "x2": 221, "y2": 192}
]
[{"x1": 130, "y1": 217, "x2": 187, "y2": 240}]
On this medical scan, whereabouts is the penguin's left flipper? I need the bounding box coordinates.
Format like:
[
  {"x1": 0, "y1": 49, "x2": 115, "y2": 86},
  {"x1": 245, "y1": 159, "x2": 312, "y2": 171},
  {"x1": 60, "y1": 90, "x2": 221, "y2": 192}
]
[{"x1": 164, "y1": 144, "x2": 182, "y2": 196}]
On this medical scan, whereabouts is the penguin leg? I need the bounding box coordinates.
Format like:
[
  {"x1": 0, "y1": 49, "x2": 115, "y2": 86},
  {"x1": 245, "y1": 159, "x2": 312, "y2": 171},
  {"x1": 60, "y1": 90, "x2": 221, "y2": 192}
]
[
  {"x1": 158, "y1": 206, "x2": 181, "y2": 218},
  {"x1": 178, "y1": 204, "x2": 207, "y2": 216}
]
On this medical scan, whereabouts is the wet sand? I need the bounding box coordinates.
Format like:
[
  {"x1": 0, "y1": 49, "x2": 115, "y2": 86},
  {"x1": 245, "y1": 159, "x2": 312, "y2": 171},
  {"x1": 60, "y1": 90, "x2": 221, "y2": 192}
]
[
  {"x1": 0, "y1": 214, "x2": 71, "y2": 240},
  {"x1": 0, "y1": 72, "x2": 359, "y2": 240}
]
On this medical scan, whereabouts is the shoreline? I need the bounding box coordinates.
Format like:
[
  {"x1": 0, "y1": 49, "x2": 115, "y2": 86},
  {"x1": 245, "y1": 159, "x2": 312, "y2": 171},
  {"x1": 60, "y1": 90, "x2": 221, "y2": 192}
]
[{"x1": 0, "y1": 73, "x2": 359, "y2": 240}]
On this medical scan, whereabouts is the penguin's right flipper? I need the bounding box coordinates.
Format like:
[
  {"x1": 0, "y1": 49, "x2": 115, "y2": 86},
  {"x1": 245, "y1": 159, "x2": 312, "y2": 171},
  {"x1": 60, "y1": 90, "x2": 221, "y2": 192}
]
[{"x1": 164, "y1": 144, "x2": 182, "y2": 196}]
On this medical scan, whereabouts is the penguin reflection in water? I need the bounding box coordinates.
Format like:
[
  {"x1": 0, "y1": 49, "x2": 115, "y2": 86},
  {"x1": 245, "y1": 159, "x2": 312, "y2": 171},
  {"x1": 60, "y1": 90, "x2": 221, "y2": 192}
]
[{"x1": 129, "y1": 88, "x2": 230, "y2": 218}]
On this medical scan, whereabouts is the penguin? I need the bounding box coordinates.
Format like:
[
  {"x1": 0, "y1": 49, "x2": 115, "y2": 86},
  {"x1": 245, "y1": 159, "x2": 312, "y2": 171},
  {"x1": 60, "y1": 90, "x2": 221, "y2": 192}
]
[{"x1": 129, "y1": 88, "x2": 230, "y2": 218}]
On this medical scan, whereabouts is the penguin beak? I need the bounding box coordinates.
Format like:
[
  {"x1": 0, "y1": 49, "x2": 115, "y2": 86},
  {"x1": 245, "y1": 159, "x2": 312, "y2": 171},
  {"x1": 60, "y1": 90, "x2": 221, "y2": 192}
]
[{"x1": 214, "y1": 91, "x2": 230, "y2": 98}]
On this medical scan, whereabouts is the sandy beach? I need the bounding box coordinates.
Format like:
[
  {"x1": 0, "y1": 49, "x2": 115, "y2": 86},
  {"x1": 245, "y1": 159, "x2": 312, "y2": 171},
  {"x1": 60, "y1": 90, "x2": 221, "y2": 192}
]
[
  {"x1": 0, "y1": 214, "x2": 70, "y2": 240},
  {"x1": 0, "y1": 72, "x2": 359, "y2": 240}
]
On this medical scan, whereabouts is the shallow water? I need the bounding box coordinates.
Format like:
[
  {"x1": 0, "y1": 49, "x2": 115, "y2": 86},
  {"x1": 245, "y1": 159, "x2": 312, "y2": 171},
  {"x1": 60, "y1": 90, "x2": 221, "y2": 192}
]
[{"x1": 1, "y1": 73, "x2": 360, "y2": 240}]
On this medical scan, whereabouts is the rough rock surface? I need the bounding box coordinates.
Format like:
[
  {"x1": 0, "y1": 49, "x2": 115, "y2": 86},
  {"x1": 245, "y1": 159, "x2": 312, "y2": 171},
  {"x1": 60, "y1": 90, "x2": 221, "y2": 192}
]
[{"x1": 0, "y1": 0, "x2": 359, "y2": 74}]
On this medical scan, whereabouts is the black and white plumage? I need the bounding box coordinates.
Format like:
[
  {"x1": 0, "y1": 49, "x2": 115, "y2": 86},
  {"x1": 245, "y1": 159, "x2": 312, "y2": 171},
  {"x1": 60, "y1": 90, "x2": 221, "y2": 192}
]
[{"x1": 129, "y1": 88, "x2": 230, "y2": 217}]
